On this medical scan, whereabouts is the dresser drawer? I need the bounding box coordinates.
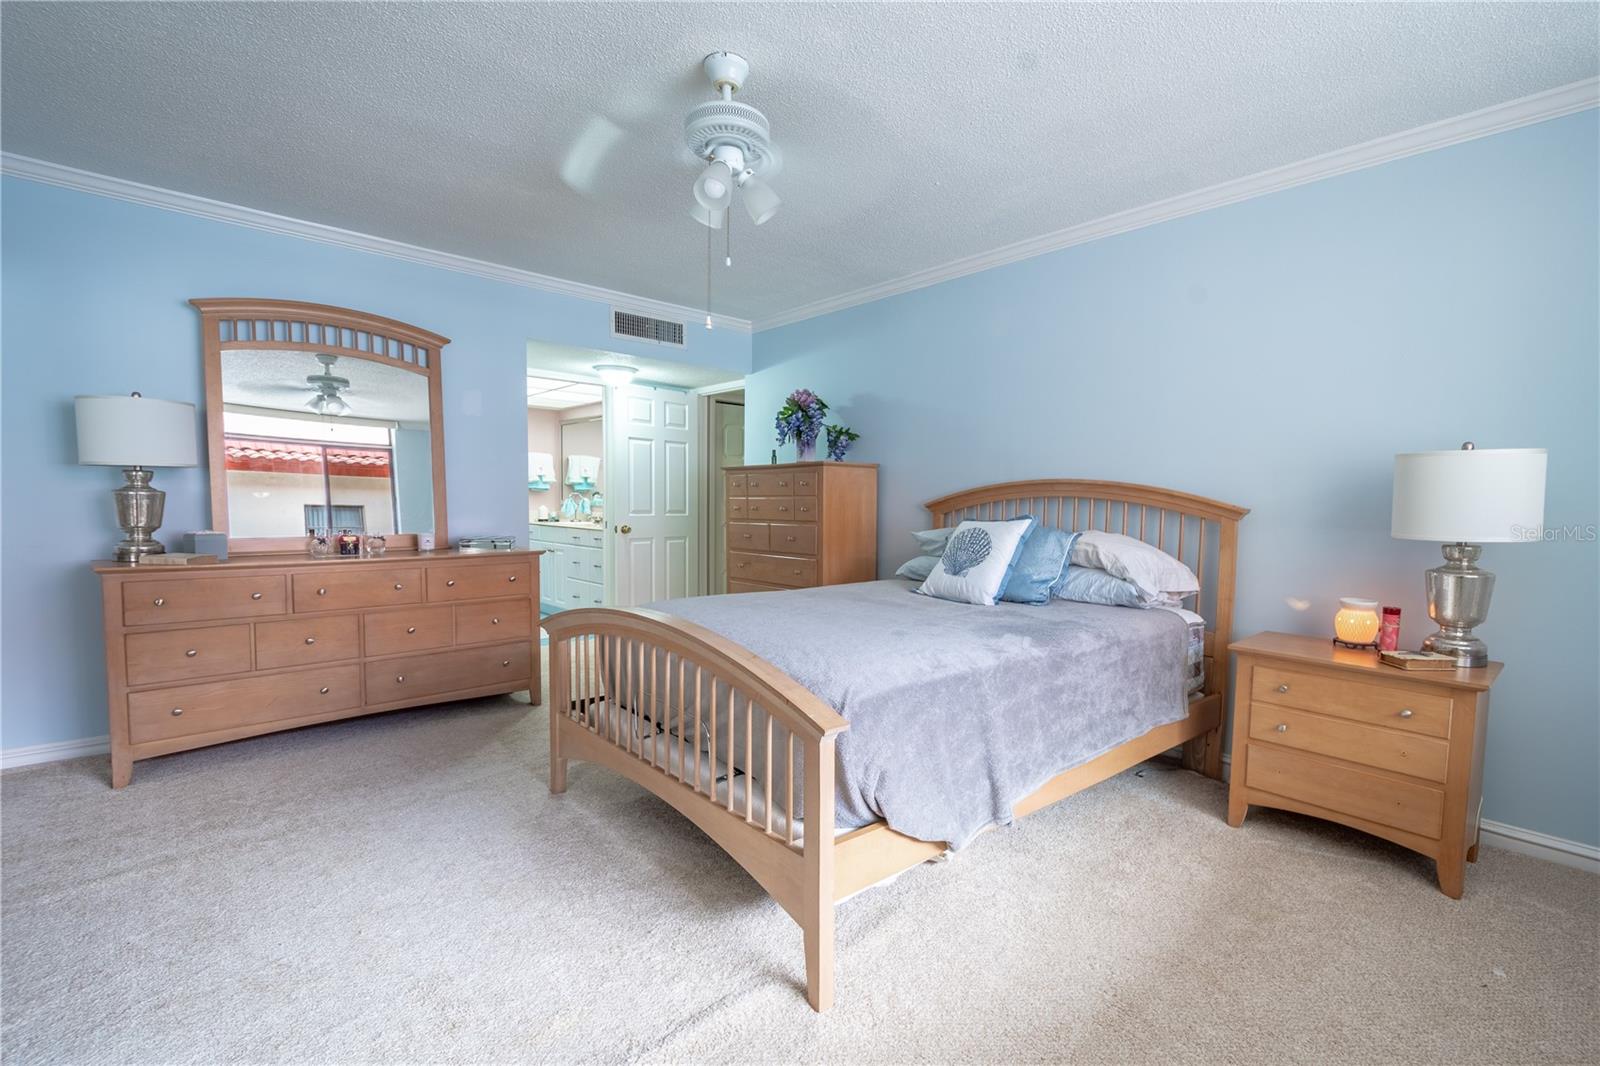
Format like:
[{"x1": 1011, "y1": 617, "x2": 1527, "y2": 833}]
[
  {"x1": 364, "y1": 605, "x2": 454, "y2": 656},
  {"x1": 744, "y1": 471, "x2": 795, "y2": 496},
  {"x1": 727, "y1": 579, "x2": 783, "y2": 595},
  {"x1": 128, "y1": 665, "x2": 361, "y2": 745},
  {"x1": 746, "y1": 497, "x2": 815, "y2": 522},
  {"x1": 427, "y1": 562, "x2": 532, "y2": 602},
  {"x1": 292, "y1": 569, "x2": 422, "y2": 613},
  {"x1": 726, "y1": 472, "x2": 747, "y2": 497},
  {"x1": 365, "y1": 641, "x2": 532, "y2": 703},
  {"x1": 1251, "y1": 664, "x2": 1452, "y2": 738},
  {"x1": 1250, "y1": 706, "x2": 1449, "y2": 783},
  {"x1": 793, "y1": 468, "x2": 820, "y2": 494},
  {"x1": 768, "y1": 522, "x2": 818, "y2": 556},
  {"x1": 124, "y1": 624, "x2": 252, "y2": 685},
  {"x1": 563, "y1": 576, "x2": 605, "y2": 607},
  {"x1": 729, "y1": 522, "x2": 770, "y2": 551},
  {"x1": 729, "y1": 552, "x2": 818, "y2": 589},
  {"x1": 255, "y1": 614, "x2": 360, "y2": 670},
  {"x1": 456, "y1": 599, "x2": 533, "y2": 645},
  {"x1": 1246, "y1": 744, "x2": 1445, "y2": 839},
  {"x1": 727, "y1": 497, "x2": 748, "y2": 520},
  {"x1": 122, "y1": 575, "x2": 287, "y2": 627}
]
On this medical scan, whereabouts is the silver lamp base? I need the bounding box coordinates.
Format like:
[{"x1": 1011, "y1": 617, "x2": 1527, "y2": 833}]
[
  {"x1": 111, "y1": 466, "x2": 169, "y2": 563},
  {"x1": 1421, "y1": 542, "x2": 1492, "y2": 669}
]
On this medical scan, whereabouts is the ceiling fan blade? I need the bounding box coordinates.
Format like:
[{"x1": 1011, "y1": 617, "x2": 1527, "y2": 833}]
[{"x1": 560, "y1": 116, "x2": 630, "y2": 197}]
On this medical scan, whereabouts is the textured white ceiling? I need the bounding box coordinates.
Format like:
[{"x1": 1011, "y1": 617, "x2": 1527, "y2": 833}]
[
  {"x1": 4, "y1": 3, "x2": 1595, "y2": 323},
  {"x1": 222, "y1": 350, "x2": 431, "y2": 423}
]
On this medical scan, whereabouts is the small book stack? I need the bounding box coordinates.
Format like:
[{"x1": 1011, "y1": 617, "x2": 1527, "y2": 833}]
[
  {"x1": 1379, "y1": 650, "x2": 1459, "y2": 671},
  {"x1": 137, "y1": 553, "x2": 218, "y2": 566}
]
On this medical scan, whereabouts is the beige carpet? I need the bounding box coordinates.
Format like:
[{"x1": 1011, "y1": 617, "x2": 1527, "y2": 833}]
[{"x1": 3, "y1": 685, "x2": 1596, "y2": 1065}]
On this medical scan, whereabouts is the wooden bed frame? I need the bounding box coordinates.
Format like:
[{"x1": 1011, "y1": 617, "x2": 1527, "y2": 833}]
[{"x1": 543, "y1": 479, "x2": 1248, "y2": 1011}]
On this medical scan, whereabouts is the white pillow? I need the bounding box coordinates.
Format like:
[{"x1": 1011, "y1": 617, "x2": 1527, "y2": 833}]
[
  {"x1": 1070, "y1": 531, "x2": 1198, "y2": 603},
  {"x1": 916, "y1": 518, "x2": 1035, "y2": 606}
]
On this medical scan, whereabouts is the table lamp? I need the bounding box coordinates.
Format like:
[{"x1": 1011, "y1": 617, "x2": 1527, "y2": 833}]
[
  {"x1": 75, "y1": 392, "x2": 199, "y2": 562},
  {"x1": 1391, "y1": 442, "x2": 1546, "y2": 667}
]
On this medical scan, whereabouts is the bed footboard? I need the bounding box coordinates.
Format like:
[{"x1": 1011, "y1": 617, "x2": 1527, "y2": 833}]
[{"x1": 543, "y1": 607, "x2": 850, "y2": 1011}]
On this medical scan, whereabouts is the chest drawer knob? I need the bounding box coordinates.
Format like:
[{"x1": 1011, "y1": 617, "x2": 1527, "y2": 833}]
[
  {"x1": 501, "y1": 659, "x2": 511, "y2": 667},
  {"x1": 395, "y1": 675, "x2": 405, "y2": 684},
  {"x1": 317, "y1": 587, "x2": 328, "y2": 596},
  {"x1": 491, "y1": 617, "x2": 500, "y2": 625},
  {"x1": 508, "y1": 574, "x2": 518, "y2": 582},
  {"x1": 185, "y1": 649, "x2": 198, "y2": 658},
  {"x1": 170, "y1": 707, "x2": 184, "y2": 717},
  {"x1": 251, "y1": 592, "x2": 263, "y2": 600},
  {"x1": 304, "y1": 637, "x2": 316, "y2": 646},
  {"x1": 407, "y1": 626, "x2": 417, "y2": 634},
  {"x1": 1399, "y1": 708, "x2": 1414, "y2": 718},
  {"x1": 153, "y1": 598, "x2": 165, "y2": 607},
  {"x1": 320, "y1": 686, "x2": 330, "y2": 695},
  {"x1": 1277, "y1": 683, "x2": 1290, "y2": 693},
  {"x1": 393, "y1": 583, "x2": 404, "y2": 591},
  {"x1": 1275, "y1": 723, "x2": 1288, "y2": 733}
]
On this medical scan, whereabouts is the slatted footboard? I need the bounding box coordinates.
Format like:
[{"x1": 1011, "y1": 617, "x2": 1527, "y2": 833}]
[{"x1": 543, "y1": 607, "x2": 850, "y2": 1011}]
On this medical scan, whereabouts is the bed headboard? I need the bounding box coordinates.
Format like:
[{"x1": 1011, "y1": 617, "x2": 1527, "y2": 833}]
[{"x1": 924, "y1": 479, "x2": 1249, "y2": 737}]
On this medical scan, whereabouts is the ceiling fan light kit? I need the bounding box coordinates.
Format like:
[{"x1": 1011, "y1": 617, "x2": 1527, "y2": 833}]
[
  {"x1": 684, "y1": 52, "x2": 780, "y2": 229},
  {"x1": 305, "y1": 353, "x2": 352, "y2": 416}
]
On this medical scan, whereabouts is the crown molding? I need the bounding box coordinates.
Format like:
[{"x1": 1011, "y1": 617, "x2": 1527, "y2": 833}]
[
  {"x1": 0, "y1": 153, "x2": 753, "y2": 333},
  {"x1": 754, "y1": 77, "x2": 1600, "y2": 331}
]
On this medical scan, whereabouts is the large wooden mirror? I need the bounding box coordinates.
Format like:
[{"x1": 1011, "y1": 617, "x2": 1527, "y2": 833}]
[{"x1": 192, "y1": 298, "x2": 449, "y2": 553}]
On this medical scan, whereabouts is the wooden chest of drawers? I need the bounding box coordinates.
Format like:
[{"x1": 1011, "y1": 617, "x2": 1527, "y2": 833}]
[
  {"x1": 1227, "y1": 632, "x2": 1502, "y2": 898},
  {"x1": 722, "y1": 462, "x2": 877, "y2": 594},
  {"x1": 95, "y1": 550, "x2": 542, "y2": 787}
]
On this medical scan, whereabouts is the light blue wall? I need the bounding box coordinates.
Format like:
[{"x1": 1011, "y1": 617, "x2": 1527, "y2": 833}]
[
  {"x1": 0, "y1": 176, "x2": 750, "y2": 749},
  {"x1": 749, "y1": 112, "x2": 1600, "y2": 847}
]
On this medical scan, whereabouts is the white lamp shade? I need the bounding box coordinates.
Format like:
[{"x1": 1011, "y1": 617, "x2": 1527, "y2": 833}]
[
  {"x1": 740, "y1": 175, "x2": 781, "y2": 225},
  {"x1": 693, "y1": 160, "x2": 734, "y2": 212},
  {"x1": 75, "y1": 394, "x2": 198, "y2": 468},
  {"x1": 1391, "y1": 447, "x2": 1546, "y2": 542}
]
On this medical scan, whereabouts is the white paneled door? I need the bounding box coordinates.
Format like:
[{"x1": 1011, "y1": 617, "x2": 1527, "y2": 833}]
[{"x1": 607, "y1": 384, "x2": 699, "y2": 607}]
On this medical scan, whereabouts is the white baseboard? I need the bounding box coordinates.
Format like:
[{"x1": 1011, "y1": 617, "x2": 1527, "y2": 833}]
[
  {"x1": 1216, "y1": 753, "x2": 1598, "y2": 874},
  {"x1": 1, "y1": 735, "x2": 111, "y2": 770}
]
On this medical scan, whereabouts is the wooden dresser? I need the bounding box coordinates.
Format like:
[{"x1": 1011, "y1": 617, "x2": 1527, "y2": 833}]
[
  {"x1": 95, "y1": 550, "x2": 542, "y2": 787},
  {"x1": 1227, "y1": 632, "x2": 1502, "y2": 898},
  {"x1": 724, "y1": 462, "x2": 878, "y2": 593}
]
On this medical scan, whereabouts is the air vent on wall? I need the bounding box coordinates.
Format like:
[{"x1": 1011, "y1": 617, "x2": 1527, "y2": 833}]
[{"x1": 612, "y1": 309, "x2": 685, "y2": 347}]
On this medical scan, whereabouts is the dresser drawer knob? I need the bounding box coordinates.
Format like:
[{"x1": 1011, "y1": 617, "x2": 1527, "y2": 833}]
[
  {"x1": 319, "y1": 686, "x2": 330, "y2": 695},
  {"x1": 407, "y1": 626, "x2": 417, "y2": 634},
  {"x1": 395, "y1": 675, "x2": 405, "y2": 683},
  {"x1": 508, "y1": 574, "x2": 517, "y2": 582},
  {"x1": 491, "y1": 617, "x2": 500, "y2": 625},
  {"x1": 741, "y1": 533, "x2": 751, "y2": 539},
  {"x1": 251, "y1": 592, "x2": 263, "y2": 601},
  {"x1": 153, "y1": 598, "x2": 165, "y2": 607},
  {"x1": 1276, "y1": 723, "x2": 1288, "y2": 733},
  {"x1": 785, "y1": 536, "x2": 796, "y2": 542},
  {"x1": 304, "y1": 637, "x2": 316, "y2": 646},
  {"x1": 737, "y1": 562, "x2": 746, "y2": 569},
  {"x1": 1277, "y1": 683, "x2": 1290, "y2": 693},
  {"x1": 1399, "y1": 708, "x2": 1414, "y2": 719},
  {"x1": 792, "y1": 569, "x2": 801, "y2": 576},
  {"x1": 170, "y1": 707, "x2": 184, "y2": 717},
  {"x1": 446, "y1": 579, "x2": 456, "y2": 587},
  {"x1": 393, "y1": 583, "x2": 404, "y2": 591},
  {"x1": 317, "y1": 587, "x2": 328, "y2": 596},
  {"x1": 185, "y1": 649, "x2": 198, "y2": 658},
  {"x1": 501, "y1": 659, "x2": 511, "y2": 667}
]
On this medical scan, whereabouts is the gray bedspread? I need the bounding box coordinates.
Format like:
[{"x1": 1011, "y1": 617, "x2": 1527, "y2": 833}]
[{"x1": 648, "y1": 579, "x2": 1191, "y2": 849}]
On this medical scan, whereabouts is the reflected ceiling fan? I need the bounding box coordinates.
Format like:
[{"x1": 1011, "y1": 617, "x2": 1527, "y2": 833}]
[{"x1": 304, "y1": 353, "x2": 352, "y2": 416}]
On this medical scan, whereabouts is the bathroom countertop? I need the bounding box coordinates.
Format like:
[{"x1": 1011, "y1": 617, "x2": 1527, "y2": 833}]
[{"x1": 529, "y1": 519, "x2": 608, "y2": 531}]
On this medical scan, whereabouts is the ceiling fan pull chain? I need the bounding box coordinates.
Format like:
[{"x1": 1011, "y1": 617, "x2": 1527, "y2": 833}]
[
  {"x1": 705, "y1": 218, "x2": 714, "y2": 330},
  {"x1": 725, "y1": 206, "x2": 733, "y2": 268}
]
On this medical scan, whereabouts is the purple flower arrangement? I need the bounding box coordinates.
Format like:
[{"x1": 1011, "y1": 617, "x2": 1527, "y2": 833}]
[{"x1": 775, "y1": 388, "x2": 861, "y2": 462}]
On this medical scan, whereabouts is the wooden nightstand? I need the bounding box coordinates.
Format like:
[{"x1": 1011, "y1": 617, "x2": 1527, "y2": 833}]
[{"x1": 1227, "y1": 632, "x2": 1502, "y2": 898}]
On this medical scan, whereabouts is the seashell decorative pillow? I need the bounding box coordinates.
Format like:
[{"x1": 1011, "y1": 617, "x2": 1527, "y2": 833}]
[{"x1": 915, "y1": 517, "x2": 1037, "y2": 606}]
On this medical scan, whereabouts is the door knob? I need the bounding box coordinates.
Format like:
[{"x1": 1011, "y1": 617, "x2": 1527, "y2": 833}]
[{"x1": 618, "y1": 524, "x2": 632, "y2": 534}]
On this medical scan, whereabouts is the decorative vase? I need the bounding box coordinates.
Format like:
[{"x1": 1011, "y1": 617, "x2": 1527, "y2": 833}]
[{"x1": 797, "y1": 441, "x2": 816, "y2": 462}]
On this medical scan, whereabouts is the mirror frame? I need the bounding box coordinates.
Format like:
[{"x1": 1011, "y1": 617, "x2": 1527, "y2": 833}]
[{"x1": 191, "y1": 297, "x2": 450, "y2": 554}]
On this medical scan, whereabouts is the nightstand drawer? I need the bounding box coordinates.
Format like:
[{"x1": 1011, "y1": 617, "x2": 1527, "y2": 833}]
[
  {"x1": 1247, "y1": 744, "x2": 1444, "y2": 839},
  {"x1": 1250, "y1": 706, "x2": 1449, "y2": 783},
  {"x1": 1252, "y1": 665, "x2": 1452, "y2": 738}
]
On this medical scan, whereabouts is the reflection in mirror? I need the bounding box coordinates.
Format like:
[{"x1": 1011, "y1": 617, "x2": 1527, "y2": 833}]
[{"x1": 220, "y1": 349, "x2": 433, "y2": 539}]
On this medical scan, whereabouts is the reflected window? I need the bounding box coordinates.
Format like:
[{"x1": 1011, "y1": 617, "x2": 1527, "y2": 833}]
[{"x1": 222, "y1": 413, "x2": 397, "y2": 537}]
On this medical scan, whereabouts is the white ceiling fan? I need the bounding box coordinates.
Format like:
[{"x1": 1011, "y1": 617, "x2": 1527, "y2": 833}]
[
  {"x1": 304, "y1": 353, "x2": 352, "y2": 416},
  {"x1": 685, "y1": 52, "x2": 781, "y2": 229}
]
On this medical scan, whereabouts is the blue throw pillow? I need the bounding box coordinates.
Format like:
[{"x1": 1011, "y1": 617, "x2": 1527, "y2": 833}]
[
  {"x1": 1001, "y1": 527, "x2": 1079, "y2": 605},
  {"x1": 1054, "y1": 565, "x2": 1152, "y2": 609},
  {"x1": 895, "y1": 528, "x2": 956, "y2": 581}
]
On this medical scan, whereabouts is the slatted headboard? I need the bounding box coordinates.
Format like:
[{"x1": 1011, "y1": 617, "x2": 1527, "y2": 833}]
[{"x1": 924, "y1": 479, "x2": 1249, "y2": 775}]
